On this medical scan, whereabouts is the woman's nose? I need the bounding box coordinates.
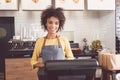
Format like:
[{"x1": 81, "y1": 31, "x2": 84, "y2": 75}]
[{"x1": 51, "y1": 23, "x2": 56, "y2": 27}]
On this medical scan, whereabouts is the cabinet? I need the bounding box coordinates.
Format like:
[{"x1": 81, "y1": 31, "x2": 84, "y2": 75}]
[
  {"x1": 5, "y1": 58, "x2": 38, "y2": 80},
  {"x1": 87, "y1": 0, "x2": 115, "y2": 10}
]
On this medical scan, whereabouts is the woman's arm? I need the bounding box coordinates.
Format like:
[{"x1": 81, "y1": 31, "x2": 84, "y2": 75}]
[
  {"x1": 31, "y1": 38, "x2": 44, "y2": 69},
  {"x1": 34, "y1": 61, "x2": 45, "y2": 68},
  {"x1": 62, "y1": 36, "x2": 75, "y2": 59}
]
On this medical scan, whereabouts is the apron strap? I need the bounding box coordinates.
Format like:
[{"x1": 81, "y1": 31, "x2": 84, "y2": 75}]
[
  {"x1": 42, "y1": 37, "x2": 46, "y2": 49},
  {"x1": 42, "y1": 35, "x2": 62, "y2": 48},
  {"x1": 56, "y1": 35, "x2": 62, "y2": 48}
]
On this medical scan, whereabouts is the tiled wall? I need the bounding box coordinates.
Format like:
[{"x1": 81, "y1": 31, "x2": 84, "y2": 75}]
[
  {"x1": 0, "y1": 1, "x2": 115, "y2": 53},
  {"x1": 99, "y1": 11, "x2": 115, "y2": 53}
]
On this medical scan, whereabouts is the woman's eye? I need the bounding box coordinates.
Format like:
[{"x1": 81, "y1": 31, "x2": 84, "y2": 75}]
[
  {"x1": 55, "y1": 22, "x2": 59, "y2": 25},
  {"x1": 48, "y1": 21, "x2": 59, "y2": 25},
  {"x1": 48, "y1": 21, "x2": 52, "y2": 24}
]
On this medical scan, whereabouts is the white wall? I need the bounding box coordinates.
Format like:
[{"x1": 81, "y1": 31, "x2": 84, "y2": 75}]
[
  {"x1": 98, "y1": 11, "x2": 115, "y2": 53},
  {"x1": 0, "y1": 1, "x2": 115, "y2": 53}
]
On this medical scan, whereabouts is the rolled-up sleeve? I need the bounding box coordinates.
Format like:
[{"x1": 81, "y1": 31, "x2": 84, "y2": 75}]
[
  {"x1": 31, "y1": 38, "x2": 43, "y2": 69},
  {"x1": 61, "y1": 37, "x2": 75, "y2": 59}
]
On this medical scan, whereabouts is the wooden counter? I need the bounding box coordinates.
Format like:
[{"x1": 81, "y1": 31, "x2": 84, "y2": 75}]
[
  {"x1": 5, "y1": 58, "x2": 38, "y2": 80},
  {"x1": 6, "y1": 48, "x2": 98, "y2": 80}
]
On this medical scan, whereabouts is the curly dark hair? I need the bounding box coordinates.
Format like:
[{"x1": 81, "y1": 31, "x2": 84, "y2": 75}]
[{"x1": 41, "y1": 6, "x2": 66, "y2": 32}]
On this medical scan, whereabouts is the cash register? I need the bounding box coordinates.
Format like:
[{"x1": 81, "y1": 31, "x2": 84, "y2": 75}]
[{"x1": 45, "y1": 59, "x2": 99, "y2": 80}]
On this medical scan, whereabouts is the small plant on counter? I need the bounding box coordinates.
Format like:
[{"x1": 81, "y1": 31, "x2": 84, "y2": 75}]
[{"x1": 91, "y1": 40, "x2": 102, "y2": 52}]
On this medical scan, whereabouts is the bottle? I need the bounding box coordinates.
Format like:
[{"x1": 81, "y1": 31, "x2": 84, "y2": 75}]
[
  {"x1": 82, "y1": 38, "x2": 89, "y2": 54},
  {"x1": 83, "y1": 45, "x2": 89, "y2": 54}
]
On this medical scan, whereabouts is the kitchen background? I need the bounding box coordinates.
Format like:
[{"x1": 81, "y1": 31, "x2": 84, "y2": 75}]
[
  {"x1": 0, "y1": 0, "x2": 118, "y2": 80},
  {"x1": 0, "y1": 0, "x2": 116, "y2": 53}
]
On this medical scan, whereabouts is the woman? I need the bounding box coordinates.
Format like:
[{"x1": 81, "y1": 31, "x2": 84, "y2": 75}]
[{"x1": 31, "y1": 6, "x2": 74, "y2": 80}]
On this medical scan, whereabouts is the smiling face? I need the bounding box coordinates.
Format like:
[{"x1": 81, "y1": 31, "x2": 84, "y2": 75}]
[{"x1": 46, "y1": 16, "x2": 59, "y2": 34}]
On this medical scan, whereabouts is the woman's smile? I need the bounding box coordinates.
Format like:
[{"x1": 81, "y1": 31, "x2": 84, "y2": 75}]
[{"x1": 46, "y1": 16, "x2": 59, "y2": 34}]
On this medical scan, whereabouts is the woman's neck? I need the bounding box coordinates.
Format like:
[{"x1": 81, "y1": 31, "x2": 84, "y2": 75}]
[{"x1": 46, "y1": 34, "x2": 57, "y2": 39}]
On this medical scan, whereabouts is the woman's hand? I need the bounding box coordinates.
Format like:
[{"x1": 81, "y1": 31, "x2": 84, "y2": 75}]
[{"x1": 34, "y1": 62, "x2": 45, "y2": 68}]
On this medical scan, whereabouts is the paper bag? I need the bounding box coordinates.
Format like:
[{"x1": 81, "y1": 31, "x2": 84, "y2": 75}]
[
  {"x1": 106, "y1": 54, "x2": 116, "y2": 70},
  {"x1": 98, "y1": 53, "x2": 111, "y2": 68},
  {"x1": 106, "y1": 54, "x2": 120, "y2": 70}
]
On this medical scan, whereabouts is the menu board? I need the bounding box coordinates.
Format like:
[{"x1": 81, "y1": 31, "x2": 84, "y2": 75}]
[
  {"x1": 21, "y1": 0, "x2": 52, "y2": 10},
  {"x1": 0, "y1": 0, "x2": 18, "y2": 10},
  {"x1": 55, "y1": 0, "x2": 84, "y2": 10}
]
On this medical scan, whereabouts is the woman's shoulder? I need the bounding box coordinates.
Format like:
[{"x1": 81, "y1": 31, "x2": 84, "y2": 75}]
[
  {"x1": 59, "y1": 35, "x2": 68, "y2": 41},
  {"x1": 35, "y1": 37, "x2": 44, "y2": 43}
]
